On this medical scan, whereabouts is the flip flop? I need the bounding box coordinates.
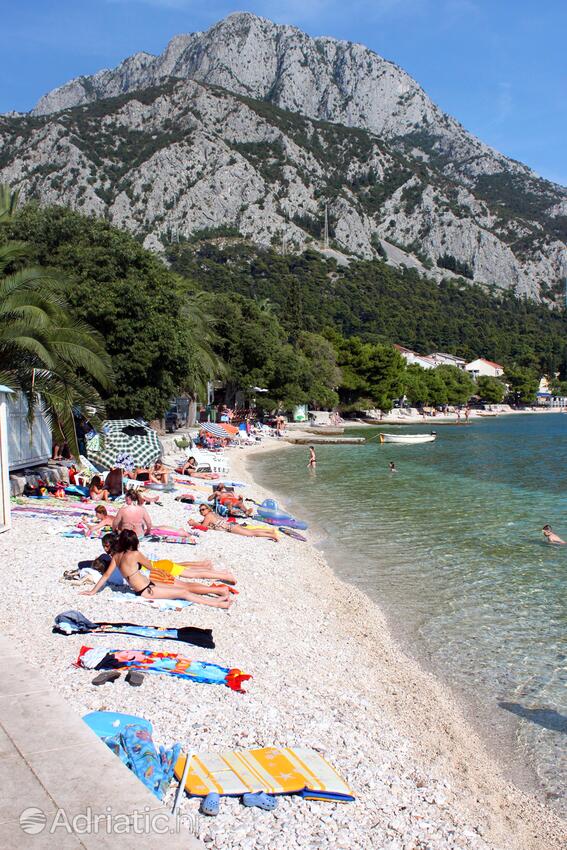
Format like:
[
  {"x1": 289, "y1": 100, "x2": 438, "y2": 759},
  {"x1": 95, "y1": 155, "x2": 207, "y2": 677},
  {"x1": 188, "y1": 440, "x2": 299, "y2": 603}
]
[
  {"x1": 200, "y1": 793, "x2": 220, "y2": 816},
  {"x1": 125, "y1": 670, "x2": 144, "y2": 687},
  {"x1": 241, "y1": 792, "x2": 278, "y2": 811},
  {"x1": 92, "y1": 670, "x2": 121, "y2": 686}
]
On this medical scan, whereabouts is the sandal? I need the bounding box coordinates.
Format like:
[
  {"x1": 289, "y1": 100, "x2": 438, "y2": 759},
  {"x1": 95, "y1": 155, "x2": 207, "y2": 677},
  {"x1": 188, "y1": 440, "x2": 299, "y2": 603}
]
[
  {"x1": 200, "y1": 792, "x2": 220, "y2": 816},
  {"x1": 92, "y1": 670, "x2": 121, "y2": 686},
  {"x1": 241, "y1": 792, "x2": 278, "y2": 811},
  {"x1": 125, "y1": 670, "x2": 144, "y2": 687}
]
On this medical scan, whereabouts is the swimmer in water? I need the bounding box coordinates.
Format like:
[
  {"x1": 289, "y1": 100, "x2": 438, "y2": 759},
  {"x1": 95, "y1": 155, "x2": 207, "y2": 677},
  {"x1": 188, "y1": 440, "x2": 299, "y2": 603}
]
[
  {"x1": 542, "y1": 524, "x2": 566, "y2": 544},
  {"x1": 308, "y1": 446, "x2": 316, "y2": 468},
  {"x1": 389, "y1": 461, "x2": 397, "y2": 473}
]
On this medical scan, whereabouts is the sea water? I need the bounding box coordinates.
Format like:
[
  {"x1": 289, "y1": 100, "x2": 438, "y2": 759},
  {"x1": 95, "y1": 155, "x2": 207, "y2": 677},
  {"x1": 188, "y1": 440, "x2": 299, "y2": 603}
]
[{"x1": 250, "y1": 415, "x2": 567, "y2": 811}]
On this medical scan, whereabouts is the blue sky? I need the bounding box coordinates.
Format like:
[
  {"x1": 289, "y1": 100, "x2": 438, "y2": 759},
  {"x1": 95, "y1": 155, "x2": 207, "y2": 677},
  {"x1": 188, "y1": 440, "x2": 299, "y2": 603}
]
[{"x1": 3, "y1": 1, "x2": 566, "y2": 186}]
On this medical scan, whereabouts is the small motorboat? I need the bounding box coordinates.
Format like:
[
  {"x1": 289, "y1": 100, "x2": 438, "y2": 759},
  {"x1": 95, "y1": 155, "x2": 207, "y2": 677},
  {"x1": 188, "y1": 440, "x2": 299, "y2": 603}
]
[{"x1": 380, "y1": 432, "x2": 437, "y2": 444}]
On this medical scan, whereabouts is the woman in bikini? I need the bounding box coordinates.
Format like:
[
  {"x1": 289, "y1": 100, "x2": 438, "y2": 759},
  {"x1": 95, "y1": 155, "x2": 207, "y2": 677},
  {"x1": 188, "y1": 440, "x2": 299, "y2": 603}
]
[
  {"x1": 80, "y1": 529, "x2": 232, "y2": 608},
  {"x1": 189, "y1": 504, "x2": 278, "y2": 541},
  {"x1": 176, "y1": 457, "x2": 219, "y2": 480}
]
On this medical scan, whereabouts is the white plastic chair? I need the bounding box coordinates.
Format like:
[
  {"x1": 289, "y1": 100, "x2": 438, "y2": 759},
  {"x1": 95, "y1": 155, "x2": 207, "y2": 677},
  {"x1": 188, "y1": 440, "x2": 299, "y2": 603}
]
[{"x1": 185, "y1": 447, "x2": 229, "y2": 475}]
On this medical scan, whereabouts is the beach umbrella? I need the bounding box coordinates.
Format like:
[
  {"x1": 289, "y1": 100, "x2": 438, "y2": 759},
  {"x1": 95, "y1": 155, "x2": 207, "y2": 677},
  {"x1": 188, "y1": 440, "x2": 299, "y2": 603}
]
[
  {"x1": 202, "y1": 423, "x2": 229, "y2": 440},
  {"x1": 86, "y1": 419, "x2": 162, "y2": 470}
]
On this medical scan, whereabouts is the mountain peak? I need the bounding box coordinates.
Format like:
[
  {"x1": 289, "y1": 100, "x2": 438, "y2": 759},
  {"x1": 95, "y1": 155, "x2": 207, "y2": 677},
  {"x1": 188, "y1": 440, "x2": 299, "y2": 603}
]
[{"x1": 4, "y1": 13, "x2": 565, "y2": 299}]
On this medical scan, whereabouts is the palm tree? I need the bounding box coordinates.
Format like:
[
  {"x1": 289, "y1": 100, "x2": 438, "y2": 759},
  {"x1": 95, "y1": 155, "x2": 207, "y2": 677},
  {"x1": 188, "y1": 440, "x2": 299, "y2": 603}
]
[
  {"x1": 0, "y1": 184, "x2": 113, "y2": 453},
  {"x1": 179, "y1": 287, "x2": 226, "y2": 398}
]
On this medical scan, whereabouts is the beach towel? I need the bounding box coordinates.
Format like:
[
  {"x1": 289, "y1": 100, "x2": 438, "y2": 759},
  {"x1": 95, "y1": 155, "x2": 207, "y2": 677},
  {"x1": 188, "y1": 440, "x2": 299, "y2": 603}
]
[
  {"x1": 89, "y1": 717, "x2": 179, "y2": 800},
  {"x1": 173, "y1": 747, "x2": 355, "y2": 801},
  {"x1": 13, "y1": 505, "x2": 113, "y2": 520},
  {"x1": 61, "y1": 528, "x2": 108, "y2": 539},
  {"x1": 145, "y1": 534, "x2": 198, "y2": 545},
  {"x1": 150, "y1": 527, "x2": 193, "y2": 539},
  {"x1": 76, "y1": 646, "x2": 250, "y2": 691},
  {"x1": 59, "y1": 528, "x2": 198, "y2": 543},
  {"x1": 119, "y1": 596, "x2": 194, "y2": 612},
  {"x1": 53, "y1": 610, "x2": 214, "y2": 648}
]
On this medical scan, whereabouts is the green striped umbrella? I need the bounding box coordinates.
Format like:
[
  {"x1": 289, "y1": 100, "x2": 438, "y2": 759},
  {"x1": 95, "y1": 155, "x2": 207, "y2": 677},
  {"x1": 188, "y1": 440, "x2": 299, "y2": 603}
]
[{"x1": 86, "y1": 419, "x2": 162, "y2": 470}]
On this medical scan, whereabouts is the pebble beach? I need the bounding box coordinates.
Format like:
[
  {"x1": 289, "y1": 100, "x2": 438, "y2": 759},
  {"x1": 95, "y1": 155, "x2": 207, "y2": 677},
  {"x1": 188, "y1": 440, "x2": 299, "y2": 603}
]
[{"x1": 1, "y1": 439, "x2": 565, "y2": 850}]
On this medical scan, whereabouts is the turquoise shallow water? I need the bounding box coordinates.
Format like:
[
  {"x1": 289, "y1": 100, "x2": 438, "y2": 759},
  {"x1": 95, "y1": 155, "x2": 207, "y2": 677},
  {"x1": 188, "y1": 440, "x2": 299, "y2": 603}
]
[{"x1": 250, "y1": 415, "x2": 567, "y2": 810}]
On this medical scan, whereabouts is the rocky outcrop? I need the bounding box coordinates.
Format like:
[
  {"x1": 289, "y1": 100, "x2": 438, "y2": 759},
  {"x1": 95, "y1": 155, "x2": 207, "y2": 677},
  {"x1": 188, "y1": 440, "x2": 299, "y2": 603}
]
[
  {"x1": 2, "y1": 12, "x2": 565, "y2": 299},
  {"x1": 2, "y1": 75, "x2": 566, "y2": 299}
]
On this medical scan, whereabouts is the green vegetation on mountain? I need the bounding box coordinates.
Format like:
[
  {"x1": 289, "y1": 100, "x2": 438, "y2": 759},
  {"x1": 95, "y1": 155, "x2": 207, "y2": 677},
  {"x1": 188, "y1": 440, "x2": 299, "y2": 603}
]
[
  {"x1": 166, "y1": 240, "x2": 567, "y2": 377},
  {"x1": 4, "y1": 203, "x2": 563, "y2": 416}
]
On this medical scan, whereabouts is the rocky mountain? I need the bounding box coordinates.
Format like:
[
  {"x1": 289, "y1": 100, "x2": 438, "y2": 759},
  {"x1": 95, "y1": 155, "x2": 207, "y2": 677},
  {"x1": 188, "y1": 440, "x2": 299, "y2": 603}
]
[{"x1": 2, "y1": 12, "x2": 566, "y2": 298}]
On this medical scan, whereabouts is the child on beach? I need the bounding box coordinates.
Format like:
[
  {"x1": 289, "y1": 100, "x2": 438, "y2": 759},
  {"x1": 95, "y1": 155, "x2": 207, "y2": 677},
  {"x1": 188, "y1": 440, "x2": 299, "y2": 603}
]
[
  {"x1": 82, "y1": 505, "x2": 113, "y2": 537},
  {"x1": 89, "y1": 475, "x2": 110, "y2": 502},
  {"x1": 542, "y1": 525, "x2": 566, "y2": 544},
  {"x1": 308, "y1": 446, "x2": 316, "y2": 469}
]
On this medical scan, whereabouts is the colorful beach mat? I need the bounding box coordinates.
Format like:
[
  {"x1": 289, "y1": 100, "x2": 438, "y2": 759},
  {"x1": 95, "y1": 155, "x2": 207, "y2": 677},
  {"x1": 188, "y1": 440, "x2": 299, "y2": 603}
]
[
  {"x1": 76, "y1": 646, "x2": 251, "y2": 691},
  {"x1": 59, "y1": 528, "x2": 198, "y2": 544},
  {"x1": 173, "y1": 747, "x2": 354, "y2": 801}
]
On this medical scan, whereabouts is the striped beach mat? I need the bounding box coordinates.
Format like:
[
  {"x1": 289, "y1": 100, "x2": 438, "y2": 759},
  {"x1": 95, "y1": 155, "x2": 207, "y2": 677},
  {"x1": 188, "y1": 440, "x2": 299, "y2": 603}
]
[{"x1": 173, "y1": 747, "x2": 355, "y2": 801}]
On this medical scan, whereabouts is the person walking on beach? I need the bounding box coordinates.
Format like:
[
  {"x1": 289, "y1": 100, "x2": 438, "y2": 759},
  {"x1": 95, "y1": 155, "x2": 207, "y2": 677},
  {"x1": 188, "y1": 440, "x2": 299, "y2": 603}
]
[
  {"x1": 308, "y1": 446, "x2": 316, "y2": 469},
  {"x1": 542, "y1": 525, "x2": 566, "y2": 544}
]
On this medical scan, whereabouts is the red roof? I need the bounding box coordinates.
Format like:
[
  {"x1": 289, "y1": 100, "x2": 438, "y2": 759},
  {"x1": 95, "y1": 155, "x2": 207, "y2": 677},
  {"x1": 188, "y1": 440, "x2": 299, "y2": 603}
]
[{"x1": 479, "y1": 359, "x2": 503, "y2": 369}]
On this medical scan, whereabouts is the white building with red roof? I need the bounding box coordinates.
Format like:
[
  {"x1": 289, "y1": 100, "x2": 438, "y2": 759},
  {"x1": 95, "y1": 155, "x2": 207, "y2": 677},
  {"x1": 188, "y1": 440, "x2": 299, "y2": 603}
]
[
  {"x1": 393, "y1": 345, "x2": 436, "y2": 370},
  {"x1": 465, "y1": 358, "x2": 504, "y2": 378}
]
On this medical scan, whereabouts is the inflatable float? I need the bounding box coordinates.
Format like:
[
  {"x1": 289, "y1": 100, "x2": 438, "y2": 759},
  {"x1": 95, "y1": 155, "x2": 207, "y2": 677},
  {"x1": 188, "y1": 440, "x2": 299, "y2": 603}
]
[{"x1": 255, "y1": 499, "x2": 308, "y2": 530}]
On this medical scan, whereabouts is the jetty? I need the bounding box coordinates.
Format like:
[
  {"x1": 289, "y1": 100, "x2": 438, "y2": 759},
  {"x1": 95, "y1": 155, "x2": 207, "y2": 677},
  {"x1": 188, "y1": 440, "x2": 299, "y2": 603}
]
[{"x1": 284, "y1": 433, "x2": 365, "y2": 445}]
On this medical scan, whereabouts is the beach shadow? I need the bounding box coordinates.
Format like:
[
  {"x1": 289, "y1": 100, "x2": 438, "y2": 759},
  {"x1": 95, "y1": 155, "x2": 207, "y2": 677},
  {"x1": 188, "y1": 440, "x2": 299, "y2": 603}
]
[{"x1": 498, "y1": 701, "x2": 567, "y2": 733}]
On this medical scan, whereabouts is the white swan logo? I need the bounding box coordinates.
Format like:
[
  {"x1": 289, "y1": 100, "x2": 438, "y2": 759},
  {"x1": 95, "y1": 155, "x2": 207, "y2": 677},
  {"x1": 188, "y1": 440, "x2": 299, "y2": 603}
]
[{"x1": 20, "y1": 807, "x2": 47, "y2": 834}]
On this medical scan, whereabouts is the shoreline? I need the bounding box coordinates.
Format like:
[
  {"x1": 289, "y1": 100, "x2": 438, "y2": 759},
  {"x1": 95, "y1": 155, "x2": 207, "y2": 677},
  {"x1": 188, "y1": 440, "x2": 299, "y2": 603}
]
[
  {"x1": 245, "y1": 442, "x2": 542, "y2": 795},
  {"x1": 247, "y1": 444, "x2": 564, "y2": 818},
  {"x1": 238, "y1": 440, "x2": 566, "y2": 848},
  {"x1": 1, "y1": 440, "x2": 565, "y2": 849}
]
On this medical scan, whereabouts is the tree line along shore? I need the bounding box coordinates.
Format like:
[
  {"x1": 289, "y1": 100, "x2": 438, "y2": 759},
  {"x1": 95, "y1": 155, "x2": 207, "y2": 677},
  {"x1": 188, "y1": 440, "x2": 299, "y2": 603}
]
[{"x1": 3, "y1": 192, "x2": 567, "y2": 452}]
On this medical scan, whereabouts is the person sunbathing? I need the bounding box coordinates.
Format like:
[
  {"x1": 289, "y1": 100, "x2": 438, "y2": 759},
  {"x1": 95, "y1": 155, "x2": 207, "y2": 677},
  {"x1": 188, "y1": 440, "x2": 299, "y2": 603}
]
[
  {"x1": 179, "y1": 456, "x2": 197, "y2": 475},
  {"x1": 80, "y1": 529, "x2": 232, "y2": 608},
  {"x1": 150, "y1": 557, "x2": 236, "y2": 585},
  {"x1": 93, "y1": 533, "x2": 235, "y2": 584},
  {"x1": 112, "y1": 489, "x2": 153, "y2": 538},
  {"x1": 176, "y1": 457, "x2": 219, "y2": 480},
  {"x1": 89, "y1": 475, "x2": 110, "y2": 502},
  {"x1": 152, "y1": 460, "x2": 172, "y2": 485},
  {"x1": 189, "y1": 504, "x2": 278, "y2": 541},
  {"x1": 208, "y1": 484, "x2": 253, "y2": 517},
  {"x1": 82, "y1": 505, "x2": 113, "y2": 537}
]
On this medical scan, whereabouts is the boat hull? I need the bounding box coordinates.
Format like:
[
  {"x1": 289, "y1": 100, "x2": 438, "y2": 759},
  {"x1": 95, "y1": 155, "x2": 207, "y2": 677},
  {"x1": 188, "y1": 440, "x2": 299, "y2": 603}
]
[{"x1": 381, "y1": 433, "x2": 436, "y2": 444}]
